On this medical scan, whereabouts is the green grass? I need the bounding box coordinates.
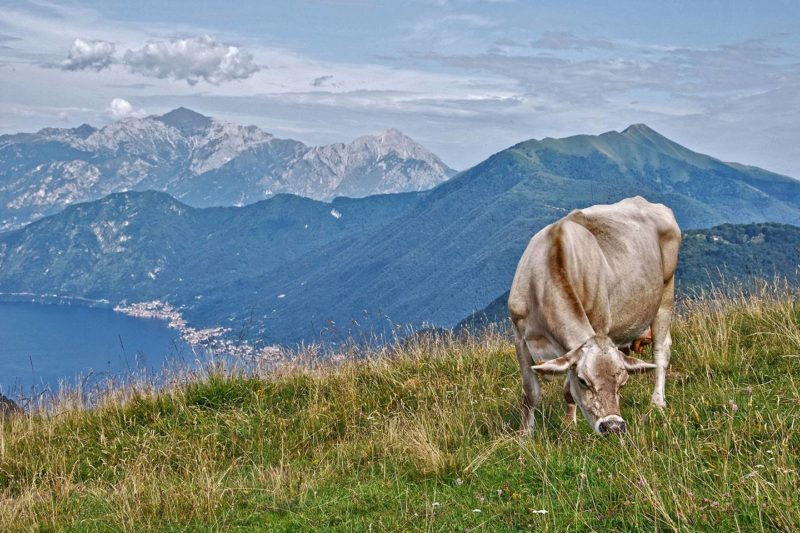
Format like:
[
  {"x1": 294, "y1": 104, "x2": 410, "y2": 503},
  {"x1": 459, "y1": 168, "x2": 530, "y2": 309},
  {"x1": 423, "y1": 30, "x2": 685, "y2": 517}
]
[{"x1": 1, "y1": 289, "x2": 799, "y2": 531}]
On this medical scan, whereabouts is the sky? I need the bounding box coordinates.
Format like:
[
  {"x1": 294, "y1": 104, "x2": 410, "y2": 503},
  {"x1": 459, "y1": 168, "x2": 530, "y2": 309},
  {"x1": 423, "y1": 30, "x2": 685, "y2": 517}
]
[{"x1": 1, "y1": 0, "x2": 799, "y2": 176}]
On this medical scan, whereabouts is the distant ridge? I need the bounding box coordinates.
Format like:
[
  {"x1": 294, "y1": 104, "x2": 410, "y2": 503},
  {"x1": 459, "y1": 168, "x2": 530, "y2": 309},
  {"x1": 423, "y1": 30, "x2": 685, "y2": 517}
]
[{"x1": 0, "y1": 108, "x2": 456, "y2": 230}]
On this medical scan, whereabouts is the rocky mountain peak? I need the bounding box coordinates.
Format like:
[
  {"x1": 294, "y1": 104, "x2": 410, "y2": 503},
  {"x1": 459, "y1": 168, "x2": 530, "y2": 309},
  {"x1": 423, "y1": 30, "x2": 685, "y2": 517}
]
[
  {"x1": 351, "y1": 128, "x2": 429, "y2": 160},
  {"x1": 156, "y1": 107, "x2": 213, "y2": 135},
  {"x1": 621, "y1": 123, "x2": 657, "y2": 136}
]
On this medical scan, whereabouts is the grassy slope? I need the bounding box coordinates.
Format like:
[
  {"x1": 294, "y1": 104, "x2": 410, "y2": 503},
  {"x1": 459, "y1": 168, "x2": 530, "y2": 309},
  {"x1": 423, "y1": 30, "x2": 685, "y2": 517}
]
[{"x1": 1, "y1": 291, "x2": 799, "y2": 531}]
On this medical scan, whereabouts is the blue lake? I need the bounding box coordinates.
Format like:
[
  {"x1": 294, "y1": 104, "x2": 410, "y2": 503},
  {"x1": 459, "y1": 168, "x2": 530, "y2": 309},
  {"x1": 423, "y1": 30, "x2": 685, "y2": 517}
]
[{"x1": 0, "y1": 301, "x2": 192, "y2": 394}]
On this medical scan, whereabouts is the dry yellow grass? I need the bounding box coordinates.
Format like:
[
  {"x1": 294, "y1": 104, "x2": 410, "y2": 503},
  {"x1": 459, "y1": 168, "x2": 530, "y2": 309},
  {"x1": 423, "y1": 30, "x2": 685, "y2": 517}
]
[{"x1": 0, "y1": 283, "x2": 798, "y2": 531}]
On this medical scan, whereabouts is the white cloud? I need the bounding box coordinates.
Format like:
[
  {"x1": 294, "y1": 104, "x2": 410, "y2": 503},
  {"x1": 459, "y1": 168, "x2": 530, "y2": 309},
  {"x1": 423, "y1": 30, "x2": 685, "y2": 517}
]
[
  {"x1": 530, "y1": 31, "x2": 614, "y2": 51},
  {"x1": 60, "y1": 38, "x2": 116, "y2": 71},
  {"x1": 122, "y1": 35, "x2": 260, "y2": 85},
  {"x1": 107, "y1": 97, "x2": 144, "y2": 119}
]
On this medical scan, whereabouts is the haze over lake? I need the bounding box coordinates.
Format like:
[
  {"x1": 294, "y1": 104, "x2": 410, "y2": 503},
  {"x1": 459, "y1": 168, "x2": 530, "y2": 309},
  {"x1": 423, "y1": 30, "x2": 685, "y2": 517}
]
[{"x1": 0, "y1": 302, "x2": 190, "y2": 394}]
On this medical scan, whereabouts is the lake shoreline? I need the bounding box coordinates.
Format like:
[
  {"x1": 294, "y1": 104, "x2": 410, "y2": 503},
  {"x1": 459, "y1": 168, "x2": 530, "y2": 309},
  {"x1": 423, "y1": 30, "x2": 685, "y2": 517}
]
[
  {"x1": 0, "y1": 301, "x2": 193, "y2": 392},
  {"x1": 0, "y1": 292, "x2": 111, "y2": 308}
]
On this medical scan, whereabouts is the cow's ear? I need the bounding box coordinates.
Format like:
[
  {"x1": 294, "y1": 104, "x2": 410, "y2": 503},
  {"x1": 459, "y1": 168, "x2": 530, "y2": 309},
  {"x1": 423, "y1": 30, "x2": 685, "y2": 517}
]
[
  {"x1": 532, "y1": 346, "x2": 581, "y2": 374},
  {"x1": 622, "y1": 355, "x2": 657, "y2": 373}
]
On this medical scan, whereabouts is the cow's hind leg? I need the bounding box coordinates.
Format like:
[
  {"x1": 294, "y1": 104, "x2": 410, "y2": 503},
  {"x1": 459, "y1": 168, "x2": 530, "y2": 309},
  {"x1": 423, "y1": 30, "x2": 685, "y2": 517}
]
[
  {"x1": 515, "y1": 338, "x2": 542, "y2": 434},
  {"x1": 563, "y1": 377, "x2": 577, "y2": 427},
  {"x1": 650, "y1": 276, "x2": 675, "y2": 408}
]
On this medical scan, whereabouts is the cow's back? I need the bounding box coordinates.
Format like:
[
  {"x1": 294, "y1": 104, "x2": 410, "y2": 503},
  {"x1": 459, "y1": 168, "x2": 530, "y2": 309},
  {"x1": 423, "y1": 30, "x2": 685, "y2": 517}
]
[
  {"x1": 509, "y1": 196, "x2": 680, "y2": 349},
  {"x1": 566, "y1": 197, "x2": 679, "y2": 342}
]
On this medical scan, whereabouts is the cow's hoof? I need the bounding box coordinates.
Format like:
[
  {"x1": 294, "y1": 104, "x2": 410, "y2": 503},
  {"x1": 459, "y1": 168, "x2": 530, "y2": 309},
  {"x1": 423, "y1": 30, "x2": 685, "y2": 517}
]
[
  {"x1": 519, "y1": 417, "x2": 537, "y2": 437},
  {"x1": 650, "y1": 394, "x2": 666, "y2": 409}
]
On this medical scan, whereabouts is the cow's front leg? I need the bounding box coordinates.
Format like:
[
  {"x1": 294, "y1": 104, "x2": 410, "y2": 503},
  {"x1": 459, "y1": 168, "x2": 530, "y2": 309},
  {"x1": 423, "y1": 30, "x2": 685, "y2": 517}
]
[
  {"x1": 563, "y1": 376, "x2": 577, "y2": 427},
  {"x1": 650, "y1": 278, "x2": 675, "y2": 408},
  {"x1": 515, "y1": 339, "x2": 541, "y2": 434}
]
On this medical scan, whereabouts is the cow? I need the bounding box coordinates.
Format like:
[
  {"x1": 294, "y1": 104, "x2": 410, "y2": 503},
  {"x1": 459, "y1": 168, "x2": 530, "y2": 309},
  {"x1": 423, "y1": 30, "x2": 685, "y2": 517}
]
[{"x1": 508, "y1": 196, "x2": 680, "y2": 436}]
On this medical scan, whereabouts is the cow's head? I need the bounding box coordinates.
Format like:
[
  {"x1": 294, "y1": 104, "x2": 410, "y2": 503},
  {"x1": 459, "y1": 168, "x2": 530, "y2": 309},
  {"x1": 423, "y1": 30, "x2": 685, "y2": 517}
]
[{"x1": 532, "y1": 335, "x2": 655, "y2": 435}]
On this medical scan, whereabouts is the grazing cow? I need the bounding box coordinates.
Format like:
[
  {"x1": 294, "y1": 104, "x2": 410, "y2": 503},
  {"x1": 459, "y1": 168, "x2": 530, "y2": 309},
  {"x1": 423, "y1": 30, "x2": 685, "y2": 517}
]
[{"x1": 508, "y1": 196, "x2": 680, "y2": 435}]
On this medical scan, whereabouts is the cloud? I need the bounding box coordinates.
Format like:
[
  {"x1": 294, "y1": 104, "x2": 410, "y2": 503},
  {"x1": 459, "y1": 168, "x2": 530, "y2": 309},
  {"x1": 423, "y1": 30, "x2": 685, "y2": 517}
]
[
  {"x1": 107, "y1": 97, "x2": 145, "y2": 119},
  {"x1": 60, "y1": 38, "x2": 116, "y2": 71},
  {"x1": 530, "y1": 31, "x2": 614, "y2": 51},
  {"x1": 122, "y1": 35, "x2": 260, "y2": 85},
  {"x1": 310, "y1": 75, "x2": 334, "y2": 87},
  {"x1": 411, "y1": 13, "x2": 499, "y2": 34},
  {"x1": 53, "y1": 34, "x2": 261, "y2": 85}
]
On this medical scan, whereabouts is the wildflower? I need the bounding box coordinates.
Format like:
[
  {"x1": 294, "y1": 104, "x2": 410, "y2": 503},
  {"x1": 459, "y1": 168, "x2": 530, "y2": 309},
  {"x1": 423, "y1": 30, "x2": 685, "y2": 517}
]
[
  {"x1": 456, "y1": 478, "x2": 463, "y2": 486},
  {"x1": 637, "y1": 478, "x2": 646, "y2": 487},
  {"x1": 746, "y1": 385, "x2": 753, "y2": 397},
  {"x1": 432, "y1": 502, "x2": 440, "y2": 508},
  {"x1": 472, "y1": 509, "x2": 482, "y2": 513},
  {"x1": 530, "y1": 509, "x2": 548, "y2": 514},
  {"x1": 728, "y1": 400, "x2": 738, "y2": 413}
]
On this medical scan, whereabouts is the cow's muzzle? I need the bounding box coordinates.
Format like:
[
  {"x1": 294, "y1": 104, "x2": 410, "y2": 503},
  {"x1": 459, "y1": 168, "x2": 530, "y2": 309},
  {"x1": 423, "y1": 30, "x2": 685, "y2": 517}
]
[{"x1": 596, "y1": 415, "x2": 627, "y2": 436}]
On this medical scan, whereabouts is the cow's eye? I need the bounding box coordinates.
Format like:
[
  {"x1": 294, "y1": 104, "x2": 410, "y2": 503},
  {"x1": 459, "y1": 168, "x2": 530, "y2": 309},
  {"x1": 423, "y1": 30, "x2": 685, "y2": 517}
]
[{"x1": 577, "y1": 377, "x2": 589, "y2": 388}]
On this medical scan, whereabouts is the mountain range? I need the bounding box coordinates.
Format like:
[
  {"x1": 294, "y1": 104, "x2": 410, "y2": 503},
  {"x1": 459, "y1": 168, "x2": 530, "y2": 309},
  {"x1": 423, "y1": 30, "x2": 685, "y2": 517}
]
[
  {"x1": 0, "y1": 123, "x2": 798, "y2": 345},
  {"x1": 0, "y1": 107, "x2": 455, "y2": 230}
]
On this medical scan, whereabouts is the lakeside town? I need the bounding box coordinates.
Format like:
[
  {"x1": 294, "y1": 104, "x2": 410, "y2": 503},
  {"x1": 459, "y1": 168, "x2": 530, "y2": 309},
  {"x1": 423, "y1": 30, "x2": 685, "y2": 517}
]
[{"x1": 114, "y1": 300, "x2": 282, "y2": 362}]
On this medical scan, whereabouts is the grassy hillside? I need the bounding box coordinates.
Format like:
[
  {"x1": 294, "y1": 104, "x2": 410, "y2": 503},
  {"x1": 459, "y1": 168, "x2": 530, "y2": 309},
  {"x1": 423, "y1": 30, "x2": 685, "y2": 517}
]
[
  {"x1": 1, "y1": 288, "x2": 799, "y2": 531},
  {"x1": 678, "y1": 223, "x2": 800, "y2": 289}
]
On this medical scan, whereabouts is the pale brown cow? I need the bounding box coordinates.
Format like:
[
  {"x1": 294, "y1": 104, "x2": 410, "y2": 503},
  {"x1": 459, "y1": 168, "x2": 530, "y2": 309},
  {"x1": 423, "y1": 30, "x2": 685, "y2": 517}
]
[{"x1": 508, "y1": 196, "x2": 680, "y2": 435}]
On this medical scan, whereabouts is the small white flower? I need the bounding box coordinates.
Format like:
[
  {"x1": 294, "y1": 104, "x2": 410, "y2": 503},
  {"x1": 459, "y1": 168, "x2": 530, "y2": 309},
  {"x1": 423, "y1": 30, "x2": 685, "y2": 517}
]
[
  {"x1": 531, "y1": 509, "x2": 548, "y2": 514},
  {"x1": 472, "y1": 509, "x2": 482, "y2": 513}
]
